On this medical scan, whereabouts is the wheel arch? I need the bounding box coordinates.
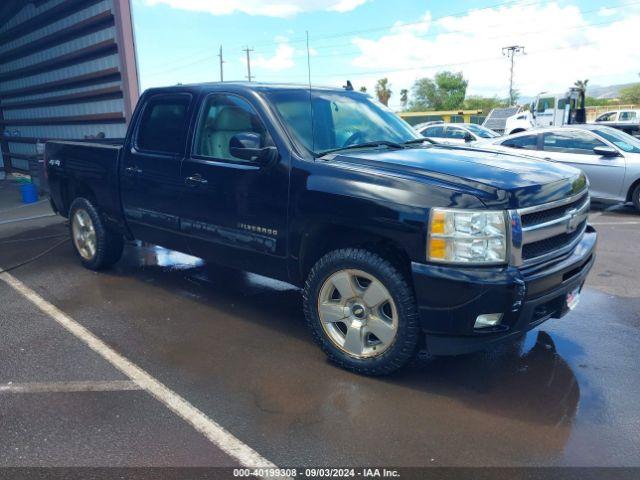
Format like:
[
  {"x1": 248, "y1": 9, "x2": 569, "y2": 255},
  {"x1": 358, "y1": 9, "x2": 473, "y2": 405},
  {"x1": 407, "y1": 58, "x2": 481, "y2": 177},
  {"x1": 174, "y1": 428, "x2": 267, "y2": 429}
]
[
  {"x1": 297, "y1": 223, "x2": 413, "y2": 286},
  {"x1": 625, "y1": 177, "x2": 640, "y2": 202},
  {"x1": 60, "y1": 178, "x2": 98, "y2": 217}
]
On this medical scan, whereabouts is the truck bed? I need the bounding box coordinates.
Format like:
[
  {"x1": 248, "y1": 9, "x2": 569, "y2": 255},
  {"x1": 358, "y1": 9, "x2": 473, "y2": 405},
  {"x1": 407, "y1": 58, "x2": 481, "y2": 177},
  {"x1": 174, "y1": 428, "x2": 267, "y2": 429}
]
[{"x1": 46, "y1": 140, "x2": 127, "y2": 233}]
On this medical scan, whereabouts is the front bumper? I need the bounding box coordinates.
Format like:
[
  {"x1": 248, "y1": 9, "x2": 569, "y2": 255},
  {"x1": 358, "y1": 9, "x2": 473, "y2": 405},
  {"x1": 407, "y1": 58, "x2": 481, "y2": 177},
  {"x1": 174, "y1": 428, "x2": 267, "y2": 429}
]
[{"x1": 411, "y1": 225, "x2": 597, "y2": 355}]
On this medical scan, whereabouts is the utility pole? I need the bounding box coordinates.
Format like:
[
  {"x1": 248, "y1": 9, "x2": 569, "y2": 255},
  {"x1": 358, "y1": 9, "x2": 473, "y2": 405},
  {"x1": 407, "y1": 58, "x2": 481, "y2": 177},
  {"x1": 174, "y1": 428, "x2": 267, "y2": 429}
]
[
  {"x1": 217, "y1": 45, "x2": 224, "y2": 82},
  {"x1": 243, "y1": 46, "x2": 254, "y2": 82},
  {"x1": 502, "y1": 45, "x2": 525, "y2": 105}
]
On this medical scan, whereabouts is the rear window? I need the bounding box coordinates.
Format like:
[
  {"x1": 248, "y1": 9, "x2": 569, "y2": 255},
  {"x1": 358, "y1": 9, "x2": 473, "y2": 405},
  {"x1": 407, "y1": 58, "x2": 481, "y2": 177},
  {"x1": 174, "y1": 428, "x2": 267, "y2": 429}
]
[
  {"x1": 422, "y1": 125, "x2": 445, "y2": 137},
  {"x1": 136, "y1": 95, "x2": 191, "y2": 154}
]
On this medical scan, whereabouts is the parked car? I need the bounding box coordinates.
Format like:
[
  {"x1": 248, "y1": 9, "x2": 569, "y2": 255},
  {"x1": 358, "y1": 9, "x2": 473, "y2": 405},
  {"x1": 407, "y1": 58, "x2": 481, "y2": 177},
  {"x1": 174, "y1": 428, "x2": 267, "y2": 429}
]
[
  {"x1": 593, "y1": 109, "x2": 640, "y2": 137},
  {"x1": 46, "y1": 82, "x2": 596, "y2": 375},
  {"x1": 416, "y1": 122, "x2": 500, "y2": 145},
  {"x1": 476, "y1": 125, "x2": 640, "y2": 210}
]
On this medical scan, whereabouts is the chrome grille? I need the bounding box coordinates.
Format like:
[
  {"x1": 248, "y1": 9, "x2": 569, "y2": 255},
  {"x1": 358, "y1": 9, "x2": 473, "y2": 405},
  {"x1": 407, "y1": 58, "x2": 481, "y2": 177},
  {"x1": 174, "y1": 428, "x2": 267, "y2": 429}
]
[{"x1": 510, "y1": 191, "x2": 589, "y2": 267}]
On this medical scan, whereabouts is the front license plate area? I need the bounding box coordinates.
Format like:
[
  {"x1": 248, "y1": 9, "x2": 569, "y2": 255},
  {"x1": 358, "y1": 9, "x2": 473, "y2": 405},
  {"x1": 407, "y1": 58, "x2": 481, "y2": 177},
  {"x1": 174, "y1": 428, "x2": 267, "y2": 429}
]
[{"x1": 566, "y1": 286, "x2": 581, "y2": 311}]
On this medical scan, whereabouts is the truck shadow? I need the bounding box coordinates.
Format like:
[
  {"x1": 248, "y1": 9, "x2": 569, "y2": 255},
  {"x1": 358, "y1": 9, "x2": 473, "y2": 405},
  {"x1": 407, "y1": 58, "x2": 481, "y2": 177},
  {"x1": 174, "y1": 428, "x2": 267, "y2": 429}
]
[{"x1": 391, "y1": 331, "x2": 580, "y2": 427}]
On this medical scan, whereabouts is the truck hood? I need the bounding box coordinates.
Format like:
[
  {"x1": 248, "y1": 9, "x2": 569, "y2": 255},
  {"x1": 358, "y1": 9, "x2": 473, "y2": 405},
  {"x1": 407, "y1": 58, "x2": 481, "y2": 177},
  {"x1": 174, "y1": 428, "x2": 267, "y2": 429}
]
[{"x1": 327, "y1": 145, "x2": 586, "y2": 209}]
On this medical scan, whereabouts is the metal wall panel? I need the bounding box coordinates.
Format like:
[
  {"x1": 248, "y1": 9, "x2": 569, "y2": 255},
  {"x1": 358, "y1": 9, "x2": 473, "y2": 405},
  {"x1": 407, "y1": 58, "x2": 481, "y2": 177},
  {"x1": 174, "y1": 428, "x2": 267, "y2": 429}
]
[
  {"x1": 4, "y1": 99, "x2": 125, "y2": 120},
  {"x1": 0, "y1": 0, "x2": 67, "y2": 33},
  {"x1": 0, "y1": 0, "x2": 139, "y2": 174},
  {"x1": 4, "y1": 123, "x2": 127, "y2": 140},
  {"x1": 3, "y1": 27, "x2": 117, "y2": 72},
  {"x1": 2, "y1": 80, "x2": 122, "y2": 105}
]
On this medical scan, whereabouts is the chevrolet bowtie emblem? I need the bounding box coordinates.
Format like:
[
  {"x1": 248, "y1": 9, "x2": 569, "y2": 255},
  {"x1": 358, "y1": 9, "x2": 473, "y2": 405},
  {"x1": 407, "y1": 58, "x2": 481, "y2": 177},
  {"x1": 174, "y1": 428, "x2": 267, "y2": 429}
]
[{"x1": 566, "y1": 208, "x2": 580, "y2": 233}]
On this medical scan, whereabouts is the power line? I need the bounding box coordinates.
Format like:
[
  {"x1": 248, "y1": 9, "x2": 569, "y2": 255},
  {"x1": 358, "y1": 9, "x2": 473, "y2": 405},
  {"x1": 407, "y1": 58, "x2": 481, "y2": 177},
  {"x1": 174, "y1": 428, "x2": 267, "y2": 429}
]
[
  {"x1": 502, "y1": 45, "x2": 525, "y2": 105},
  {"x1": 139, "y1": 0, "x2": 639, "y2": 79}
]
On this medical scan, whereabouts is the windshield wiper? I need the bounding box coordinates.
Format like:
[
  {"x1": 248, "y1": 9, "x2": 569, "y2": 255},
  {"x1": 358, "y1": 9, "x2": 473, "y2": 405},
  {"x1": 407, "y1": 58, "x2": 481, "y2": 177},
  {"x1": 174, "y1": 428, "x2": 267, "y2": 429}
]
[
  {"x1": 402, "y1": 137, "x2": 438, "y2": 145},
  {"x1": 317, "y1": 140, "x2": 405, "y2": 157}
]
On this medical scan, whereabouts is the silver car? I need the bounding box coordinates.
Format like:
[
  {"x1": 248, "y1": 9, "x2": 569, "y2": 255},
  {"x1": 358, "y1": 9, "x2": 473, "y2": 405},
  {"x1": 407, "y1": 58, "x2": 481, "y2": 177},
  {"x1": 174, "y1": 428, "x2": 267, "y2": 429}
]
[
  {"x1": 477, "y1": 125, "x2": 640, "y2": 210},
  {"x1": 416, "y1": 122, "x2": 500, "y2": 145}
]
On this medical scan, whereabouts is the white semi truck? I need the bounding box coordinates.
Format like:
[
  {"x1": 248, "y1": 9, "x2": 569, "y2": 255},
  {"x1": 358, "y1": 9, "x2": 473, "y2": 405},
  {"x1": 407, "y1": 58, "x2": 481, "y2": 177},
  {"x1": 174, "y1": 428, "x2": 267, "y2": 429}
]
[{"x1": 503, "y1": 87, "x2": 586, "y2": 135}]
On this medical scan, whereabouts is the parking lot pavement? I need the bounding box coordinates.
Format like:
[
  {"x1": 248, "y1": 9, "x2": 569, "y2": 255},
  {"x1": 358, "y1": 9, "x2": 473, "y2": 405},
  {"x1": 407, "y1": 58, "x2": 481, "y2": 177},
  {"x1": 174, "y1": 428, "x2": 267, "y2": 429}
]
[{"x1": 0, "y1": 203, "x2": 639, "y2": 468}]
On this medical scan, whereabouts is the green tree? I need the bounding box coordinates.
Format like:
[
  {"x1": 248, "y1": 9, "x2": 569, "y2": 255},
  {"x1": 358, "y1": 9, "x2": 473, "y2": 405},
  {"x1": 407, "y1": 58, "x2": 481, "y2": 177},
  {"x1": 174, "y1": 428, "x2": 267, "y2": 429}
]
[
  {"x1": 620, "y1": 84, "x2": 640, "y2": 104},
  {"x1": 400, "y1": 88, "x2": 409, "y2": 109},
  {"x1": 409, "y1": 71, "x2": 468, "y2": 111},
  {"x1": 375, "y1": 78, "x2": 392, "y2": 106},
  {"x1": 463, "y1": 95, "x2": 507, "y2": 112},
  {"x1": 359, "y1": 86, "x2": 367, "y2": 93}
]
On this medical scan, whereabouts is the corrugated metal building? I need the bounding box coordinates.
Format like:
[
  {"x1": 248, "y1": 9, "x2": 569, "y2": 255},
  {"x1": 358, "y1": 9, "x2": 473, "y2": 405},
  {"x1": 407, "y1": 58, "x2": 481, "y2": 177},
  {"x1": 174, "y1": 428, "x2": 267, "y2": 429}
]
[{"x1": 0, "y1": 0, "x2": 139, "y2": 181}]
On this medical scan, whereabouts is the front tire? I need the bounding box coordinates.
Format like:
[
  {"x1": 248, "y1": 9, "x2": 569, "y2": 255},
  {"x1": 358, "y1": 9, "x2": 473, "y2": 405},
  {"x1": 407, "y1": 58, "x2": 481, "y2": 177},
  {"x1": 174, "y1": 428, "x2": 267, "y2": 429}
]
[
  {"x1": 632, "y1": 184, "x2": 640, "y2": 212},
  {"x1": 69, "y1": 198, "x2": 124, "y2": 270},
  {"x1": 303, "y1": 248, "x2": 420, "y2": 375}
]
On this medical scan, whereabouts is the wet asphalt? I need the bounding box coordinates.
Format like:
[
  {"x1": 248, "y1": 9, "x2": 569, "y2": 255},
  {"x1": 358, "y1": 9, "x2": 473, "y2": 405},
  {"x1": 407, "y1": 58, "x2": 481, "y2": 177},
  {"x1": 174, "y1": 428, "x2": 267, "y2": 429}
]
[{"x1": 0, "y1": 200, "x2": 639, "y2": 468}]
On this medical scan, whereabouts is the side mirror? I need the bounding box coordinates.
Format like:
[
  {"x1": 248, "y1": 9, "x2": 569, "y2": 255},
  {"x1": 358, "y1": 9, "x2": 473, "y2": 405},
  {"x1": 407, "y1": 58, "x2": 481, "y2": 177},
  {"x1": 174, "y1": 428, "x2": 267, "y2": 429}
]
[
  {"x1": 229, "y1": 132, "x2": 277, "y2": 165},
  {"x1": 593, "y1": 145, "x2": 619, "y2": 157},
  {"x1": 464, "y1": 132, "x2": 474, "y2": 143}
]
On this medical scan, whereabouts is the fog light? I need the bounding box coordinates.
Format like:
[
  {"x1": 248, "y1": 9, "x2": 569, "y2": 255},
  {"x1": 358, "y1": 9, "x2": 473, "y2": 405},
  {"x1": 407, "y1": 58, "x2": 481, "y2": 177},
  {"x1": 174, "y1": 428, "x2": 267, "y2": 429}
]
[{"x1": 474, "y1": 313, "x2": 503, "y2": 329}]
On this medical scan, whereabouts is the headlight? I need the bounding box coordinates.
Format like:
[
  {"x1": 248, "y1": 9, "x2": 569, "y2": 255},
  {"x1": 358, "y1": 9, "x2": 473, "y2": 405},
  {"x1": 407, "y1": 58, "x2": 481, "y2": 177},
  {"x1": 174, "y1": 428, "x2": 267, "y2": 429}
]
[{"x1": 427, "y1": 208, "x2": 507, "y2": 264}]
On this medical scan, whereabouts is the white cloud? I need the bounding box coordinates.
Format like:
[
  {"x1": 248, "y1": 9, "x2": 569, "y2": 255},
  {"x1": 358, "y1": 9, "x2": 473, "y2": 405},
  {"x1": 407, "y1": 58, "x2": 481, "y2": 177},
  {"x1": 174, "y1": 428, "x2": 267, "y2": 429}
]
[
  {"x1": 327, "y1": 0, "x2": 367, "y2": 13},
  {"x1": 142, "y1": 0, "x2": 368, "y2": 17},
  {"x1": 597, "y1": 7, "x2": 616, "y2": 17},
  {"x1": 249, "y1": 43, "x2": 296, "y2": 71},
  {"x1": 344, "y1": 2, "x2": 640, "y2": 108}
]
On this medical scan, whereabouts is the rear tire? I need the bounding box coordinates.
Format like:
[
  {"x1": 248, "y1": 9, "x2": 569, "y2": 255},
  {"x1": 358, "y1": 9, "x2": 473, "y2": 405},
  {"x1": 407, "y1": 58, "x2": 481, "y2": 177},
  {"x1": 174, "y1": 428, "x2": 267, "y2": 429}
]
[
  {"x1": 69, "y1": 198, "x2": 124, "y2": 270},
  {"x1": 303, "y1": 248, "x2": 420, "y2": 376},
  {"x1": 632, "y1": 184, "x2": 640, "y2": 212}
]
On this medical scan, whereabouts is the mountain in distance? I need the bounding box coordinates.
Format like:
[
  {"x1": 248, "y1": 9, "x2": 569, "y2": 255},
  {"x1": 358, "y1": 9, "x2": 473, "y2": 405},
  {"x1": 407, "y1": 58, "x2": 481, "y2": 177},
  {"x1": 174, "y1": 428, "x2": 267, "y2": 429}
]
[{"x1": 517, "y1": 82, "x2": 637, "y2": 103}]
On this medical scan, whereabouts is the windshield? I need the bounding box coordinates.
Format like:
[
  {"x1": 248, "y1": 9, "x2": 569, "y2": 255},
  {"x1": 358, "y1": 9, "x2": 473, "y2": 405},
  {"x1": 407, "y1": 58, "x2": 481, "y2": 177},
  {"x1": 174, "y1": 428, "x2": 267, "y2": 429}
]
[
  {"x1": 464, "y1": 124, "x2": 500, "y2": 138},
  {"x1": 593, "y1": 127, "x2": 640, "y2": 153},
  {"x1": 264, "y1": 89, "x2": 420, "y2": 156}
]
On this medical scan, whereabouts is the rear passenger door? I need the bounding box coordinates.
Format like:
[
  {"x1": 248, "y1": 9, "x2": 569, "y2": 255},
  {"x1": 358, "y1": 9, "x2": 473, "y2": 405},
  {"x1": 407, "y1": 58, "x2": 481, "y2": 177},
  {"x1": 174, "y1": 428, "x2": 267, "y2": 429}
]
[
  {"x1": 120, "y1": 93, "x2": 195, "y2": 250},
  {"x1": 541, "y1": 130, "x2": 625, "y2": 200}
]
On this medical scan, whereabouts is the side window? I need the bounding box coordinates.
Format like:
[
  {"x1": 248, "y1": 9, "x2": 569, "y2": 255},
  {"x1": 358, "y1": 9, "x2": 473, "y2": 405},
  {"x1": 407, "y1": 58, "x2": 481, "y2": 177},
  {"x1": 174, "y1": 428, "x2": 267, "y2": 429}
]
[
  {"x1": 536, "y1": 97, "x2": 555, "y2": 112},
  {"x1": 542, "y1": 131, "x2": 606, "y2": 155},
  {"x1": 619, "y1": 111, "x2": 637, "y2": 121},
  {"x1": 136, "y1": 95, "x2": 191, "y2": 154},
  {"x1": 502, "y1": 135, "x2": 538, "y2": 150},
  {"x1": 193, "y1": 94, "x2": 272, "y2": 161},
  {"x1": 444, "y1": 127, "x2": 467, "y2": 139},
  {"x1": 423, "y1": 125, "x2": 445, "y2": 137},
  {"x1": 596, "y1": 112, "x2": 616, "y2": 122}
]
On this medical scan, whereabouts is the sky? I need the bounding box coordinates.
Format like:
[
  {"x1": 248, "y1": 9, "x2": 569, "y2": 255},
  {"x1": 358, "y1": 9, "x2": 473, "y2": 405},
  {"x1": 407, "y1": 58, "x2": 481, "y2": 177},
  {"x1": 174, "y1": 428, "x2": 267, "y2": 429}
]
[{"x1": 130, "y1": 0, "x2": 640, "y2": 109}]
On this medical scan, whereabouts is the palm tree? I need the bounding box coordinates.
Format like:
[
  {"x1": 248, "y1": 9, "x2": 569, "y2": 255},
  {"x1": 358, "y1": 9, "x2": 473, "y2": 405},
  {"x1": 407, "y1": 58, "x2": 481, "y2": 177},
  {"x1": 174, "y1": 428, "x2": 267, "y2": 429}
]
[
  {"x1": 574, "y1": 79, "x2": 589, "y2": 93},
  {"x1": 400, "y1": 89, "x2": 409, "y2": 109},
  {"x1": 375, "y1": 78, "x2": 392, "y2": 106}
]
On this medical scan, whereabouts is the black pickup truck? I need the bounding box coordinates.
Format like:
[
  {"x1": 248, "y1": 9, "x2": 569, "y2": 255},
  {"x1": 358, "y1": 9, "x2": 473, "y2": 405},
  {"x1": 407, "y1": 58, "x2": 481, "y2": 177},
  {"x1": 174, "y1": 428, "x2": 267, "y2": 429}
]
[{"x1": 46, "y1": 83, "x2": 597, "y2": 375}]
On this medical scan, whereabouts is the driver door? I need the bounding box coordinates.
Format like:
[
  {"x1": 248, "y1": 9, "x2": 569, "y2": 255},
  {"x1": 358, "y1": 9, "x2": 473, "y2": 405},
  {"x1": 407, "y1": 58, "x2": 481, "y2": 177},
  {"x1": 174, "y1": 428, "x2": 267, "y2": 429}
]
[{"x1": 179, "y1": 93, "x2": 289, "y2": 277}]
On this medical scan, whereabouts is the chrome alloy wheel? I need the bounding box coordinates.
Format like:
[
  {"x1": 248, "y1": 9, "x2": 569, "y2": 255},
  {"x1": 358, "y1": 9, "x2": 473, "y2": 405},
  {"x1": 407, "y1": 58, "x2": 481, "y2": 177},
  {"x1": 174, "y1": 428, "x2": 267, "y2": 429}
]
[
  {"x1": 317, "y1": 269, "x2": 398, "y2": 358},
  {"x1": 72, "y1": 209, "x2": 97, "y2": 260}
]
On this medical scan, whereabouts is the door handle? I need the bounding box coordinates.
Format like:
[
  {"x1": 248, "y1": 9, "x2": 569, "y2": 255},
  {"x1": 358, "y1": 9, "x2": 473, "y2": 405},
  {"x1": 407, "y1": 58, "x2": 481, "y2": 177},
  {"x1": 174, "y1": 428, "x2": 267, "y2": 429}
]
[
  {"x1": 185, "y1": 174, "x2": 208, "y2": 186},
  {"x1": 125, "y1": 166, "x2": 143, "y2": 175}
]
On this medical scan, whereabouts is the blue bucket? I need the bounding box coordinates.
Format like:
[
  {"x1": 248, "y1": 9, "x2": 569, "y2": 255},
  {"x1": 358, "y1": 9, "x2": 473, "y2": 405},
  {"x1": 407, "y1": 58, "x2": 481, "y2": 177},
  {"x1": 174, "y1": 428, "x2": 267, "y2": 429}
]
[{"x1": 20, "y1": 183, "x2": 39, "y2": 204}]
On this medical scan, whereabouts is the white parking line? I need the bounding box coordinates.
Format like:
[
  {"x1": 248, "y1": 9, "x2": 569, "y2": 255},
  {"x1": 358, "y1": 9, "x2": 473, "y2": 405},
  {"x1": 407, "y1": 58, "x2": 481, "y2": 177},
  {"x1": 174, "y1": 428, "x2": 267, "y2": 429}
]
[
  {"x1": 590, "y1": 221, "x2": 640, "y2": 226},
  {"x1": 0, "y1": 213, "x2": 56, "y2": 225},
  {"x1": 0, "y1": 270, "x2": 278, "y2": 470},
  {"x1": 0, "y1": 380, "x2": 141, "y2": 394}
]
